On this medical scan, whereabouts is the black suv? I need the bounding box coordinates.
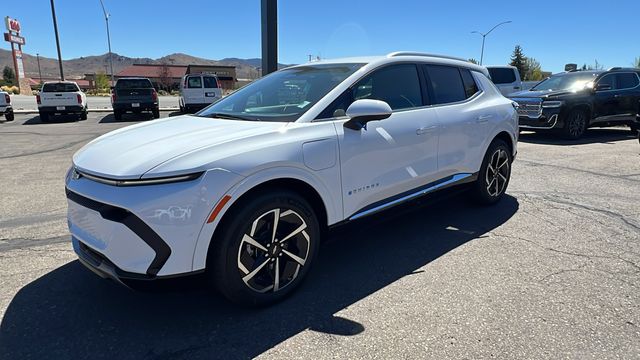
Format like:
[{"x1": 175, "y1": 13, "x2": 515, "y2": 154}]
[
  {"x1": 111, "y1": 78, "x2": 159, "y2": 120},
  {"x1": 510, "y1": 68, "x2": 640, "y2": 139}
]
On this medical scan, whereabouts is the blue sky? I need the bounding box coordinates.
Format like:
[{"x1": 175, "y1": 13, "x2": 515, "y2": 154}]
[{"x1": 3, "y1": 0, "x2": 639, "y2": 72}]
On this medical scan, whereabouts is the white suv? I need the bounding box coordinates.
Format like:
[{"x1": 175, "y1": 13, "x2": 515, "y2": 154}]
[{"x1": 66, "y1": 52, "x2": 518, "y2": 305}]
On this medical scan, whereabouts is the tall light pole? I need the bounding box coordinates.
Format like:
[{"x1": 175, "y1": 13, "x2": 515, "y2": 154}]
[
  {"x1": 49, "y1": 0, "x2": 64, "y2": 80},
  {"x1": 471, "y1": 20, "x2": 512, "y2": 65},
  {"x1": 99, "y1": 0, "x2": 114, "y2": 83},
  {"x1": 36, "y1": 53, "x2": 42, "y2": 83}
]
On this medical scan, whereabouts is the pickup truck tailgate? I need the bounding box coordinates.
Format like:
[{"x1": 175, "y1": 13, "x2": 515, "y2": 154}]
[
  {"x1": 116, "y1": 88, "x2": 153, "y2": 102},
  {"x1": 41, "y1": 92, "x2": 80, "y2": 107}
]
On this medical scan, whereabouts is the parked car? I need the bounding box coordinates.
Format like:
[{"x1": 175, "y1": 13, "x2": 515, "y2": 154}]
[
  {"x1": 111, "y1": 77, "x2": 159, "y2": 120},
  {"x1": 0, "y1": 91, "x2": 14, "y2": 121},
  {"x1": 65, "y1": 52, "x2": 518, "y2": 305},
  {"x1": 179, "y1": 73, "x2": 222, "y2": 113},
  {"x1": 486, "y1": 65, "x2": 537, "y2": 96},
  {"x1": 37, "y1": 81, "x2": 87, "y2": 122},
  {"x1": 510, "y1": 68, "x2": 640, "y2": 139}
]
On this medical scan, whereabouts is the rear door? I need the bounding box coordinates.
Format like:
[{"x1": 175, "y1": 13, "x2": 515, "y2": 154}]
[
  {"x1": 613, "y1": 72, "x2": 640, "y2": 121},
  {"x1": 182, "y1": 75, "x2": 204, "y2": 105},
  {"x1": 202, "y1": 76, "x2": 222, "y2": 105}
]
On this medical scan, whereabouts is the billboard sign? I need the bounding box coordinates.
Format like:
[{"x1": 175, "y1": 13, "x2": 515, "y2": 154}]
[
  {"x1": 4, "y1": 32, "x2": 25, "y2": 45},
  {"x1": 5, "y1": 17, "x2": 21, "y2": 33},
  {"x1": 14, "y1": 49, "x2": 25, "y2": 78}
]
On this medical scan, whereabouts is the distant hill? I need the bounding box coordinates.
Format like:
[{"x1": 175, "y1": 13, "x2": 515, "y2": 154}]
[{"x1": 0, "y1": 49, "x2": 288, "y2": 79}]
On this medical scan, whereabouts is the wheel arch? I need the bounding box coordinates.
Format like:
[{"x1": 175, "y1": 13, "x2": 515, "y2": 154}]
[{"x1": 493, "y1": 130, "x2": 515, "y2": 157}]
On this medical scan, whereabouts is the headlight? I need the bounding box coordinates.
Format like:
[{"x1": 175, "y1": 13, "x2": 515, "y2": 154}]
[
  {"x1": 73, "y1": 168, "x2": 203, "y2": 186},
  {"x1": 542, "y1": 101, "x2": 563, "y2": 108}
]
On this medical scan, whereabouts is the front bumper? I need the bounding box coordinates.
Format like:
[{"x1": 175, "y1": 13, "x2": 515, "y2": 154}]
[
  {"x1": 66, "y1": 168, "x2": 243, "y2": 277},
  {"x1": 518, "y1": 108, "x2": 562, "y2": 129}
]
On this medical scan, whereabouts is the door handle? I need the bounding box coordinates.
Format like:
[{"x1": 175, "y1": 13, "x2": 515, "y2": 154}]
[
  {"x1": 476, "y1": 114, "x2": 492, "y2": 123},
  {"x1": 614, "y1": 94, "x2": 621, "y2": 98},
  {"x1": 513, "y1": 86, "x2": 521, "y2": 89},
  {"x1": 416, "y1": 126, "x2": 437, "y2": 135}
]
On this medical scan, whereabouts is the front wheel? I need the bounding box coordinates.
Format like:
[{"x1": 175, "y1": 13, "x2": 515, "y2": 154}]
[
  {"x1": 471, "y1": 139, "x2": 512, "y2": 205},
  {"x1": 209, "y1": 190, "x2": 320, "y2": 306},
  {"x1": 563, "y1": 109, "x2": 588, "y2": 139}
]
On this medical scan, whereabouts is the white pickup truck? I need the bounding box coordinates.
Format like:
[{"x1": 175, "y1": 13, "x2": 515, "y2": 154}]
[
  {"x1": 0, "y1": 91, "x2": 14, "y2": 121},
  {"x1": 37, "y1": 81, "x2": 87, "y2": 122},
  {"x1": 486, "y1": 65, "x2": 538, "y2": 96}
]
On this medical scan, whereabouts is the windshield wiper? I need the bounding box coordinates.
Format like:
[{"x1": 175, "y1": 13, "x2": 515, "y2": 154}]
[{"x1": 198, "y1": 112, "x2": 252, "y2": 121}]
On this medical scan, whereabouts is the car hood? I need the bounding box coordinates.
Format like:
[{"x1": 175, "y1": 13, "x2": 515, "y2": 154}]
[
  {"x1": 73, "y1": 115, "x2": 287, "y2": 179},
  {"x1": 509, "y1": 89, "x2": 574, "y2": 99}
]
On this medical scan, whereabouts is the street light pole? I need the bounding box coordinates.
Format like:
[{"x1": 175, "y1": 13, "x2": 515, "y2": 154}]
[
  {"x1": 471, "y1": 20, "x2": 512, "y2": 65},
  {"x1": 49, "y1": 0, "x2": 64, "y2": 80},
  {"x1": 36, "y1": 53, "x2": 42, "y2": 83},
  {"x1": 99, "y1": 0, "x2": 114, "y2": 83}
]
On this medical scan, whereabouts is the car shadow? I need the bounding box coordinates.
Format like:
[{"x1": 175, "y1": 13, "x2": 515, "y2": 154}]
[
  {"x1": 22, "y1": 114, "x2": 82, "y2": 125},
  {"x1": 519, "y1": 127, "x2": 637, "y2": 145},
  {"x1": 0, "y1": 191, "x2": 519, "y2": 359},
  {"x1": 99, "y1": 113, "x2": 153, "y2": 123}
]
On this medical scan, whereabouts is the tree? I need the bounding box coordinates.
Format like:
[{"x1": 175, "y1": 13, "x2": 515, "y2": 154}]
[
  {"x1": 468, "y1": 58, "x2": 479, "y2": 65},
  {"x1": 94, "y1": 72, "x2": 110, "y2": 92},
  {"x1": 509, "y1": 45, "x2": 529, "y2": 80},
  {"x1": 524, "y1": 57, "x2": 544, "y2": 81},
  {"x1": 634, "y1": 57, "x2": 640, "y2": 68},
  {"x1": 157, "y1": 62, "x2": 172, "y2": 91},
  {"x1": 2, "y1": 66, "x2": 15, "y2": 86}
]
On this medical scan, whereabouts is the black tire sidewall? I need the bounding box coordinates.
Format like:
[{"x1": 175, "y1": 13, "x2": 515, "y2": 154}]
[
  {"x1": 472, "y1": 139, "x2": 512, "y2": 205},
  {"x1": 210, "y1": 189, "x2": 320, "y2": 306}
]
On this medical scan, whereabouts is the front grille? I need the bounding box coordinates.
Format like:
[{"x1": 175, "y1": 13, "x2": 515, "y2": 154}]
[{"x1": 514, "y1": 99, "x2": 542, "y2": 118}]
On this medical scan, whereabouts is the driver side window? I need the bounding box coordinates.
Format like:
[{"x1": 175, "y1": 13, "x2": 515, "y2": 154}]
[{"x1": 316, "y1": 64, "x2": 423, "y2": 120}]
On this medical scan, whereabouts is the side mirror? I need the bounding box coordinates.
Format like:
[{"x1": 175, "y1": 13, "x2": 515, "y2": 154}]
[
  {"x1": 595, "y1": 83, "x2": 612, "y2": 92},
  {"x1": 344, "y1": 99, "x2": 392, "y2": 130}
]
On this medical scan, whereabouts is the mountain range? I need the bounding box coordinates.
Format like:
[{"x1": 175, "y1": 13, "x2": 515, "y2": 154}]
[{"x1": 0, "y1": 49, "x2": 284, "y2": 79}]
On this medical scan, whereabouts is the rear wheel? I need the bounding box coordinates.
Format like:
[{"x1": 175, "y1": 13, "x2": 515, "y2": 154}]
[
  {"x1": 80, "y1": 108, "x2": 88, "y2": 120},
  {"x1": 5, "y1": 111, "x2": 14, "y2": 122},
  {"x1": 113, "y1": 110, "x2": 122, "y2": 121},
  {"x1": 471, "y1": 139, "x2": 512, "y2": 205},
  {"x1": 39, "y1": 112, "x2": 49, "y2": 123},
  {"x1": 563, "y1": 108, "x2": 588, "y2": 139},
  {"x1": 152, "y1": 108, "x2": 160, "y2": 119},
  {"x1": 210, "y1": 190, "x2": 320, "y2": 306}
]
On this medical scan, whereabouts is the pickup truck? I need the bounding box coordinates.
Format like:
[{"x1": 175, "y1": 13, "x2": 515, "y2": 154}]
[
  {"x1": 0, "y1": 91, "x2": 14, "y2": 121},
  {"x1": 37, "y1": 81, "x2": 88, "y2": 122},
  {"x1": 111, "y1": 77, "x2": 159, "y2": 120},
  {"x1": 486, "y1": 65, "x2": 537, "y2": 96}
]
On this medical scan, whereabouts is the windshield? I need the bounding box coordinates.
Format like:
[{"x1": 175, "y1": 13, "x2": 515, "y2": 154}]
[
  {"x1": 197, "y1": 63, "x2": 364, "y2": 122},
  {"x1": 531, "y1": 72, "x2": 601, "y2": 91}
]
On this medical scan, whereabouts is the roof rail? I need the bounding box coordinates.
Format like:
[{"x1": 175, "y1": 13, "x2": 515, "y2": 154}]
[
  {"x1": 386, "y1": 51, "x2": 468, "y2": 62},
  {"x1": 607, "y1": 67, "x2": 622, "y2": 71}
]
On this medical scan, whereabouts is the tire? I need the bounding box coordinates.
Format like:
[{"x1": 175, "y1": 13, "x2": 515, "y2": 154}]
[
  {"x1": 209, "y1": 189, "x2": 320, "y2": 306},
  {"x1": 113, "y1": 110, "x2": 122, "y2": 121},
  {"x1": 152, "y1": 109, "x2": 160, "y2": 119},
  {"x1": 563, "y1": 108, "x2": 588, "y2": 139},
  {"x1": 629, "y1": 122, "x2": 639, "y2": 133},
  {"x1": 471, "y1": 139, "x2": 512, "y2": 205},
  {"x1": 80, "y1": 108, "x2": 88, "y2": 120},
  {"x1": 5, "y1": 111, "x2": 14, "y2": 122},
  {"x1": 39, "y1": 112, "x2": 49, "y2": 123}
]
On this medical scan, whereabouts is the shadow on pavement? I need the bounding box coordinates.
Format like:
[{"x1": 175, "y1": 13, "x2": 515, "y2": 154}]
[
  {"x1": 0, "y1": 191, "x2": 518, "y2": 359},
  {"x1": 99, "y1": 113, "x2": 154, "y2": 123},
  {"x1": 519, "y1": 127, "x2": 637, "y2": 145},
  {"x1": 22, "y1": 114, "x2": 83, "y2": 125}
]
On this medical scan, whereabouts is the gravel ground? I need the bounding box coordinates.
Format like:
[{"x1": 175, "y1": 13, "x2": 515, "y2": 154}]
[{"x1": 0, "y1": 113, "x2": 638, "y2": 359}]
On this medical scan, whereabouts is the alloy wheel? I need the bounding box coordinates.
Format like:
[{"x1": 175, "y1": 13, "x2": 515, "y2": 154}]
[
  {"x1": 237, "y1": 208, "x2": 310, "y2": 293},
  {"x1": 568, "y1": 112, "x2": 586, "y2": 138},
  {"x1": 485, "y1": 149, "x2": 510, "y2": 197}
]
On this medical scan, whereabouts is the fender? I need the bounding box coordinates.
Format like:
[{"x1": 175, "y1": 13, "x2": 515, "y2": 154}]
[{"x1": 190, "y1": 165, "x2": 342, "y2": 271}]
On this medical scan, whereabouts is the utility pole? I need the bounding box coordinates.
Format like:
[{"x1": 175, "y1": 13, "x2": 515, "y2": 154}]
[
  {"x1": 99, "y1": 0, "x2": 114, "y2": 82},
  {"x1": 49, "y1": 0, "x2": 64, "y2": 80},
  {"x1": 36, "y1": 53, "x2": 42, "y2": 83},
  {"x1": 471, "y1": 20, "x2": 512, "y2": 65},
  {"x1": 260, "y1": 0, "x2": 277, "y2": 75}
]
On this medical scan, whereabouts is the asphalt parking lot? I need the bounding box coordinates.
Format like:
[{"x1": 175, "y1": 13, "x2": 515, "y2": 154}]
[{"x1": 0, "y1": 112, "x2": 638, "y2": 359}]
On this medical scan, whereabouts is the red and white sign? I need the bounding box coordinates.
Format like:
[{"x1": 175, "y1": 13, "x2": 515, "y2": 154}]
[
  {"x1": 5, "y1": 17, "x2": 20, "y2": 33},
  {"x1": 4, "y1": 32, "x2": 25, "y2": 45},
  {"x1": 14, "y1": 49, "x2": 25, "y2": 78}
]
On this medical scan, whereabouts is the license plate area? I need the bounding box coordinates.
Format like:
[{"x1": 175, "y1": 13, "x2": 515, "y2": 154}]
[
  {"x1": 132, "y1": 103, "x2": 140, "y2": 108},
  {"x1": 56, "y1": 106, "x2": 66, "y2": 111}
]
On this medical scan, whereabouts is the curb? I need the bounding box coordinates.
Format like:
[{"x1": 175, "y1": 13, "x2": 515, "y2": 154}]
[{"x1": 14, "y1": 107, "x2": 180, "y2": 114}]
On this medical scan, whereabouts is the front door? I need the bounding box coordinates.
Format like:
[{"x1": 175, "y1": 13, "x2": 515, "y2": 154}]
[{"x1": 331, "y1": 64, "x2": 440, "y2": 218}]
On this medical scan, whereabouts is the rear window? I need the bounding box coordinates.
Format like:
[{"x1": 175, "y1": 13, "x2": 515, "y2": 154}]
[
  {"x1": 616, "y1": 73, "x2": 639, "y2": 89},
  {"x1": 424, "y1": 65, "x2": 466, "y2": 105},
  {"x1": 203, "y1": 76, "x2": 218, "y2": 88},
  {"x1": 116, "y1": 79, "x2": 153, "y2": 89},
  {"x1": 42, "y1": 83, "x2": 79, "y2": 92},
  {"x1": 187, "y1": 76, "x2": 202, "y2": 88},
  {"x1": 460, "y1": 69, "x2": 480, "y2": 98},
  {"x1": 488, "y1": 68, "x2": 517, "y2": 84}
]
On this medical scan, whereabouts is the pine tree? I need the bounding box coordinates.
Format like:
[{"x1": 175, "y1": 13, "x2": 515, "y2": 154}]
[
  {"x1": 2, "y1": 66, "x2": 15, "y2": 86},
  {"x1": 509, "y1": 45, "x2": 529, "y2": 80}
]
